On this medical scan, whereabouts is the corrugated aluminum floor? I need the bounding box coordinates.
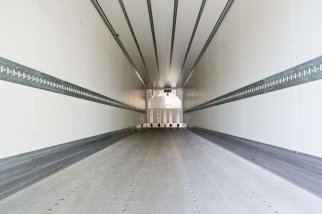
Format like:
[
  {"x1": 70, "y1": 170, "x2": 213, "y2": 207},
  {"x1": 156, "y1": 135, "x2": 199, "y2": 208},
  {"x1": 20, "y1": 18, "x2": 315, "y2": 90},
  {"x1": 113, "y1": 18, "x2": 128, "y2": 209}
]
[{"x1": 0, "y1": 129, "x2": 321, "y2": 214}]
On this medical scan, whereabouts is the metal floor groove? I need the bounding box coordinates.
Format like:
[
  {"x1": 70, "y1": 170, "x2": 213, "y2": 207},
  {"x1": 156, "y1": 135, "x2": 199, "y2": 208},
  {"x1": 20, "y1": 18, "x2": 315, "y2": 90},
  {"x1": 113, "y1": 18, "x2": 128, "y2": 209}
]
[{"x1": 0, "y1": 129, "x2": 321, "y2": 214}]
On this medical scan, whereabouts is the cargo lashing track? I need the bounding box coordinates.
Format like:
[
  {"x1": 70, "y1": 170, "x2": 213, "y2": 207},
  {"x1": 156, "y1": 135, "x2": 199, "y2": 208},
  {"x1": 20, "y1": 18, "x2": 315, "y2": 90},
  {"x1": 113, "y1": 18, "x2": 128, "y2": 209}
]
[
  {"x1": 0, "y1": 56, "x2": 145, "y2": 113},
  {"x1": 185, "y1": 56, "x2": 322, "y2": 113}
]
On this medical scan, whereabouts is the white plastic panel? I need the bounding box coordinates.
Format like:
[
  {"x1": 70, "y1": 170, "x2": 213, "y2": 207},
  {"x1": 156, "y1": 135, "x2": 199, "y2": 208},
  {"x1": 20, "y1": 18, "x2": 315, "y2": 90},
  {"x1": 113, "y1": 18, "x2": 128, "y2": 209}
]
[
  {"x1": 94, "y1": 0, "x2": 228, "y2": 88},
  {"x1": 0, "y1": 0, "x2": 146, "y2": 158},
  {"x1": 297, "y1": 80, "x2": 322, "y2": 156},
  {"x1": 241, "y1": 0, "x2": 294, "y2": 85},
  {"x1": 180, "y1": 0, "x2": 228, "y2": 85},
  {"x1": 152, "y1": 0, "x2": 173, "y2": 86},
  {"x1": 184, "y1": 0, "x2": 322, "y2": 157},
  {"x1": 123, "y1": 0, "x2": 159, "y2": 86},
  {"x1": 98, "y1": 0, "x2": 150, "y2": 85},
  {"x1": 293, "y1": 0, "x2": 322, "y2": 66},
  {"x1": 170, "y1": 0, "x2": 202, "y2": 86}
]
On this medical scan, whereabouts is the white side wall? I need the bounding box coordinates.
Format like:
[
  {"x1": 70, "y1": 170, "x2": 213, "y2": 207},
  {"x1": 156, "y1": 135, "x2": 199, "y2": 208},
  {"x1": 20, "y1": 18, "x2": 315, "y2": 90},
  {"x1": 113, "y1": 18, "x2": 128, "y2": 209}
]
[
  {"x1": 184, "y1": 0, "x2": 322, "y2": 157},
  {"x1": 0, "y1": 0, "x2": 146, "y2": 158}
]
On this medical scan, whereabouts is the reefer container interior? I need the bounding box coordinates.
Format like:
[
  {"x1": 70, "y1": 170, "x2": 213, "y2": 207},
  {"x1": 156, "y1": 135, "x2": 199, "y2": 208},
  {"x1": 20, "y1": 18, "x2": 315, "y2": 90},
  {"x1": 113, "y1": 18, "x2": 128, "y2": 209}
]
[{"x1": 0, "y1": 0, "x2": 322, "y2": 213}]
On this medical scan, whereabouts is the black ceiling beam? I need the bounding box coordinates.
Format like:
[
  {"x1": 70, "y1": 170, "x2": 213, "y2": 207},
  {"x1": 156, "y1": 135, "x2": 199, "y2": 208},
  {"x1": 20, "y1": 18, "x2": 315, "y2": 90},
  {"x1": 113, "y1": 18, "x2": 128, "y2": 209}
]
[
  {"x1": 90, "y1": 0, "x2": 151, "y2": 88},
  {"x1": 118, "y1": 0, "x2": 153, "y2": 87},
  {"x1": 147, "y1": 0, "x2": 160, "y2": 80},
  {"x1": 169, "y1": 0, "x2": 179, "y2": 80},
  {"x1": 181, "y1": 0, "x2": 235, "y2": 88},
  {"x1": 177, "y1": 0, "x2": 207, "y2": 87}
]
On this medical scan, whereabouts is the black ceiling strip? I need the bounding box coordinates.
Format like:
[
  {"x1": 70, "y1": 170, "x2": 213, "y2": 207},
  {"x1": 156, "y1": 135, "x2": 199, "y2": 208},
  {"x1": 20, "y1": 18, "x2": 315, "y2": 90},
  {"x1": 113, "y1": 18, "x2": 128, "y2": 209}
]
[
  {"x1": 181, "y1": 0, "x2": 235, "y2": 87},
  {"x1": 147, "y1": 0, "x2": 160, "y2": 79},
  {"x1": 118, "y1": 0, "x2": 153, "y2": 86},
  {"x1": 90, "y1": 0, "x2": 150, "y2": 88},
  {"x1": 169, "y1": 0, "x2": 179, "y2": 77},
  {"x1": 177, "y1": 0, "x2": 207, "y2": 86}
]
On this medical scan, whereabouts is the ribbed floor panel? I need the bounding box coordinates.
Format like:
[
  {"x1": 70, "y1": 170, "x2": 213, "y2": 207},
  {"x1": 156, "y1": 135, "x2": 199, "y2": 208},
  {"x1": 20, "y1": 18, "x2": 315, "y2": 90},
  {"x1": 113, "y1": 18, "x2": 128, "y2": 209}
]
[{"x1": 0, "y1": 129, "x2": 321, "y2": 214}]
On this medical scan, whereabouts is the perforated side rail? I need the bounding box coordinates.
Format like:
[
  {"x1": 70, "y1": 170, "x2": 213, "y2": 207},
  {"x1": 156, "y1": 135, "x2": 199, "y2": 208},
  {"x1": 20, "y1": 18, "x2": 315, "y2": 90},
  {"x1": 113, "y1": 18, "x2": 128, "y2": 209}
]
[
  {"x1": 185, "y1": 56, "x2": 322, "y2": 113},
  {"x1": 0, "y1": 56, "x2": 145, "y2": 113}
]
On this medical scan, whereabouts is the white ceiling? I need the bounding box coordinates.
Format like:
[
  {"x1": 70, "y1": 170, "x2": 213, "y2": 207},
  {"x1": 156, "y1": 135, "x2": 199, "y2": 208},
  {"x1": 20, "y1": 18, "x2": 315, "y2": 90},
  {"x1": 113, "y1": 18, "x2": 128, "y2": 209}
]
[{"x1": 97, "y1": 0, "x2": 228, "y2": 88}]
